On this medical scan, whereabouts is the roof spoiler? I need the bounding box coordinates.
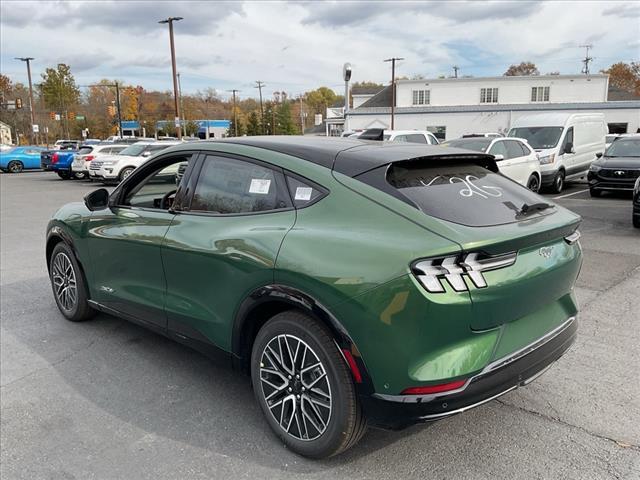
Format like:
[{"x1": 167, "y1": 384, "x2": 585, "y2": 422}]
[
  {"x1": 358, "y1": 128, "x2": 385, "y2": 141},
  {"x1": 390, "y1": 154, "x2": 499, "y2": 173}
]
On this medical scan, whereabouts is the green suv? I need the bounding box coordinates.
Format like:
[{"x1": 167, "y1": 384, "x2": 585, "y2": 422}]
[{"x1": 46, "y1": 137, "x2": 582, "y2": 458}]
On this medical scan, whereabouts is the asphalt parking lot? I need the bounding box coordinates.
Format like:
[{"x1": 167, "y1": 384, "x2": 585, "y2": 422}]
[{"x1": 1, "y1": 171, "x2": 639, "y2": 480}]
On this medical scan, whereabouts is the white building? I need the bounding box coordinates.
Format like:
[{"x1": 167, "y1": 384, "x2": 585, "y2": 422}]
[
  {"x1": 0, "y1": 121, "x2": 12, "y2": 145},
  {"x1": 346, "y1": 74, "x2": 640, "y2": 140}
]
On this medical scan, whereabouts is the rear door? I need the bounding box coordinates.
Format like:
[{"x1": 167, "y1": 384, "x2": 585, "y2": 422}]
[{"x1": 162, "y1": 153, "x2": 296, "y2": 350}]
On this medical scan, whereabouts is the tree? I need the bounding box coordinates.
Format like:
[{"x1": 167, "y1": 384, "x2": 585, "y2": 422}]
[
  {"x1": 246, "y1": 111, "x2": 261, "y2": 136},
  {"x1": 0, "y1": 74, "x2": 12, "y2": 101},
  {"x1": 226, "y1": 116, "x2": 245, "y2": 137},
  {"x1": 305, "y1": 87, "x2": 338, "y2": 115},
  {"x1": 601, "y1": 62, "x2": 640, "y2": 96},
  {"x1": 276, "y1": 101, "x2": 297, "y2": 135},
  {"x1": 40, "y1": 64, "x2": 80, "y2": 112},
  {"x1": 504, "y1": 62, "x2": 539, "y2": 76}
]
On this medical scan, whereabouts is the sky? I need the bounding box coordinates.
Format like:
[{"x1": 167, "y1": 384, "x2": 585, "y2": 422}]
[{"x1": 1, "y1": 0, "x2": 638, "y2": 101}]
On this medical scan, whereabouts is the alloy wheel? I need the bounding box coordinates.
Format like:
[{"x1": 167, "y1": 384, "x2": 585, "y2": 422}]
[
  {"x1": 51, "y1": 252, "x2": 77, "y2": 311},
  {"x1": 259, "y1": 334, "x2": 332, "y2": 441},
  {"x1": 8, "y1": 161, "x2": 22, "y2": 173},
  {"x1": 527, "y1": 175, "x2": 540, "y2": 192}
]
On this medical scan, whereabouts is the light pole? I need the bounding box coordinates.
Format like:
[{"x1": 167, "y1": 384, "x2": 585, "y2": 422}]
[
  {"x1": 15, "y1": 57, "x2": 37, "y2": 144},
  {"x1": 177, "y1": 72, "x2": 186, "y2": 137},
  {"x1": 159, "y1": 16, "x2": 183, "y2": 139},
  {"x1": 384, "y1": 57, "x2": 404, "y2": 130},
  {"x1": 255, "y1": 81, "x2": 265, "y2": 134},
  {"x1": 227, "y1": 89, "x2": 240, "y2": 136},
  {"x1": 343, "y1": 62, "x2": 352, "y2": 134}
]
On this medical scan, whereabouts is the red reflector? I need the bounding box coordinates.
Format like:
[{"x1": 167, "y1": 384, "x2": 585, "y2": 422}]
[
  {"x1": 341, "y1": 348, "x2": 362, "y2": 383},
  {"x1": 52, "y1": 153, "x2": 59, "y2": 163},
  {"x1": 401, "y1": 379, "x2": 466, "y2": 395}
]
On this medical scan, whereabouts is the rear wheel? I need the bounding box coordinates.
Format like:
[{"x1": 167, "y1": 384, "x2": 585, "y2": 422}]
[
  {"x1": 57, "y1": 170, "x2": 71, "y2": 180},
  {"x1": 526, "y1": 174, "x2": 540, "y2": 192},
  {"x1": 550, "y1": 170, "x2": 565, "y2": 194},
  {"x1": 7, "y1": 160, "x2": 23, "y2": 173},
  {"x1": 49, "y1": 242, "x2": 95, "y2": 322},
  {"x1": 119, "y1": 167, "x2": 134, "y2": 182},
  {"x1": 251, "y1": 311, "x2": 366, "y2": 458}
]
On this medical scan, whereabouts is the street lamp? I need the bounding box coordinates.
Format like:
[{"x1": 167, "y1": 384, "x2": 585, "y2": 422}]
[
  {"x1": 158, "y1": 16, "x2": 183, "y2": 139},
  {"x1": 15, "y1": 57, "x2": 37, "y2": 144}
]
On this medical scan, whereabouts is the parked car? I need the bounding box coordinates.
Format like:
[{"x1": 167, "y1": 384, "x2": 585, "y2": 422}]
[
  {"x1": 633, "y1": 177, "x2": 640, "y2": 228},
  {"x1": 89, "y1": 141, "x2": 178, "y2": 182},
  {"x1": 383, "y1": 130, "x2": 440, "y2": 145},
  {"x1": 53, "y1": 139, "x2": 81, "y2": 150},
  {"x1": 462, "y1": 133, "x2": 504, "y2": 138},
  {"x1": 442, "y1": 137, "x2": 541, "y2": 191},
  {"x1": 103, "y1": 136, "x2": 155, "y2": 145},
  {"x1": 587, "y1": 136, "x2": 640, "y2": 197},
  {"x1": 41, "y1": 144, "x2": 81, "y2": 179},
  {"x1": 0, "y1": 146, "x2": 47, "y2": 173},
  {"x1": 47, "y1": 136, "x2": 582, "y2": 458},
  {"x1": 508, "y1": 113, "x2": 606, "y2": 193},
  {"x1": 71, "y1": 144, "x2": 128, "y2": 179}
]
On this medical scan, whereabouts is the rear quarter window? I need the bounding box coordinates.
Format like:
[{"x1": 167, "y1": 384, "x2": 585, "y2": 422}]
[{"x1": 385, "y1": 161, "x2": 551, "y2": 226}]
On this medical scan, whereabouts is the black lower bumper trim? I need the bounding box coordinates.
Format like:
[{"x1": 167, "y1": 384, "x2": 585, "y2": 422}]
[{"x1": 361, "y1": 318, "x2": 577, "y2": 430}]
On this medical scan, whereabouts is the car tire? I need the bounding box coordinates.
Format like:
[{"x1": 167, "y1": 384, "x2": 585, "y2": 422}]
[
  {"x1": 550, "y1": 170, "x2": 565, "y2": 194},
  {"x1": 57, "y1": 171, "x2": 71, "y2": 180},
  {"x1": 119, "y1": 167, "x2": 134, "y2": 182},
  {"x1": 589, "y1": 188, "x2": 602, "y2": 197},
  {"x1": 73, "y1": 171, "x2": 87, "y2": 180},
  {"x1": 7, "y1": 160, "x2": 23, "y2": 173},
  {"x1": 526, "y1": 174, "x2": 540, "y2": 193},
  {"x1": 251, "y1": 310, "x2": 367, "y2": 458},
  {"x1": 633, "y1": 212, "x2": 640, "y2": 229},
  {"x1": 49, "y1": 242, "x2": 96, "y2": 322}
]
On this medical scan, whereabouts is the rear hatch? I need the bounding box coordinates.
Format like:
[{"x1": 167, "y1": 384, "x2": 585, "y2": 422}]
[{"x1": 355, "y1": 156, "x2": 582, "y2": 331}]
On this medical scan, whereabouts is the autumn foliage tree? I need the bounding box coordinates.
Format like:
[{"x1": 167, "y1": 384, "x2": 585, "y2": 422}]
[
  {"x1": 601, "y1": 62, "x2": 640, "y2": 96},
  {"x1": 504, "y1": 62, "x2": 540, "y2": 76}
]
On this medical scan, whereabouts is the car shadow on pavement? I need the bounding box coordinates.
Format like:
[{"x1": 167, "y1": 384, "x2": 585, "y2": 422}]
[{"x1": 1, "y1": 277, "x2": 429, "y2": 474}]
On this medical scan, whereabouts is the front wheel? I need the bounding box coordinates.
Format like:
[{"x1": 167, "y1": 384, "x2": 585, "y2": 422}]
[
  {"x1": 251, "y1": 311, "x2": 367, "y2": 458},
  {"x1": 119, "y1": 167, "x2": 134, "y2": 182},
  {"x1": 550, "y1": 170, "x2": 565, "y2": 194},
  {"x1": 7, "y1": 160, "x2": 23, "y2": 173},
  {"x1": 57, "y1": 170, "x2": 71, "y2": 180},
  {"x1": 526, "y1": 174, "x2": 540, "y2": 193},
  {"x1": 73, "y1": 171, "x2": 87, "y2": 180},
  {"x1": 49, "y1": 242, "x2": 95, "y2": 322}
]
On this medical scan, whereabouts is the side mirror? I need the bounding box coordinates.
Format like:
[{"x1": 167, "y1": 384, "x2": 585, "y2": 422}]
[
  {"x1": 142, "y1": 151, "x2": 152, "y2": 157},
  {"x1": 564, "y1": 142, "x2": 574, "y2": 154},
  {"x1": 84, "y1": 188, "x2": 109, "y2": 211},
  {"x1": 493, "y1": 154, "x2": 505, "y2": 161},
  {"x1": 595, "y1": 152, "x2": 603, "y2": 158}
]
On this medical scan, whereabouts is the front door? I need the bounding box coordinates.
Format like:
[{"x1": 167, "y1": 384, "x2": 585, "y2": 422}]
[
  {"x1": 162, "y1": 154, "x2": 296, "y2": 351},
  {"x1": 87, "y1": 154, "x2": 193, "y2": 329}
]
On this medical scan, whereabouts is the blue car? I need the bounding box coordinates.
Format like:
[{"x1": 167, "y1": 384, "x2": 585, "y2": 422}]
[{"x1": 0, "y1": 146, "x2": 47, "y2": 173}]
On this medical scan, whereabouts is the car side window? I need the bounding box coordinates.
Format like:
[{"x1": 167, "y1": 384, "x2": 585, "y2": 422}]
[
  {"x1": 123, "y1": 156, "x2": 191, "y2": 210},
  {"x1": 488, "y1": 140, "x2": 508, "y2": 160},
  {"x1": 405, "y1": 134, "x2": 428, "y2": 144},
  {"x1": 392, "y1": 135, "x2": 408, "y2": 143},
  {"x1": 286, "y1": 176, "x2": 326, "y2": 208},
  {"x1": 561, "y1": 127, "x2": 574, "y2": 153},
  {"x1": 505, "y1": 140, "x2": 526, "y2": 159},
  {"x1": 190, "y1": 156, "x2": 290, "y2": 214}
]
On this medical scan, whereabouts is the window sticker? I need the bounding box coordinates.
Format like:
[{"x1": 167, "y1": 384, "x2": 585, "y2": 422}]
[
  {"x1": 249, "y1": 178, "x2": 271, "y2": 194},
  {"x1": 295, "y1": 186, "x2": 313, "y2": 201}
]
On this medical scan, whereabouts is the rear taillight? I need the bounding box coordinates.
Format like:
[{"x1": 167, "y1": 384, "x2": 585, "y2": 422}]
[
  {"x1": 412, "y1": 251, "x2": 517, "y2": 293},
  {"x1": 401, "y1": 379, "x2": 466, "y2": 395},
  {"x1": 85, "y1": 155, "x2": 95, "y2": 161},
  {"x1": 52, "y1": 153, "x2": 59, "y2": 163}
]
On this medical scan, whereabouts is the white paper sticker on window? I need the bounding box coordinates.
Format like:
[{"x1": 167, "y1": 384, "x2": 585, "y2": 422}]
[
  {"x1": 249, "y1": 178, "x2": 271, "y2": 194},
  {"x1": 295, "y1": 187, "x2": 313, "y2": 201}
]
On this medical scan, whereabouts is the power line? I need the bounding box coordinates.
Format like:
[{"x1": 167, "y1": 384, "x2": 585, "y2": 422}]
[{"x1": 580, "y1": 44, "x2": 594, "y2": 75}]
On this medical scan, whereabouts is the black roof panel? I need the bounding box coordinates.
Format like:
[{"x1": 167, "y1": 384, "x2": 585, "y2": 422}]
[{"x1": 213, "y1": 136, "x2": 496, "y2": 177}]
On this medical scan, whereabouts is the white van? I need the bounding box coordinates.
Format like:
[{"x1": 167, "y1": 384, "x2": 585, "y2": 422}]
[{"x1": 507, "y1": 113, "x2": 606, "y2": 193}]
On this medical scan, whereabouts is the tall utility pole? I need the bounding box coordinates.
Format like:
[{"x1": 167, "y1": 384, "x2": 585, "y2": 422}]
[
  {"x1": 299, "y1": 96, "x2": 305, "y2": 134},
  {"x1": 255, "y1": 81, "x2": 265, "y2": 134},
  {"x1": 227, "y1": 89, "x2": 240, "y2": 136},
  {"x1": 384, "y1": 57, "x2": 404, "y2": 130},
  {"x1": 580, "y1": 44, "x2": 594, "y2": 75},
  {"x1": 15, "y1": 57, "x2": 37, "y2": 144},
  {"x1": 159, "y1": 16, "x2": 183, "y2": 139},
  {"x1": 114, "y1": 82, "x2": 123, "y2": 138},
  {"x1": 177, "y1": 72, "x2": 186, "y2": 137},
  {"x1": 452, "y1": 65, "x2": 460, "y2": 78}
]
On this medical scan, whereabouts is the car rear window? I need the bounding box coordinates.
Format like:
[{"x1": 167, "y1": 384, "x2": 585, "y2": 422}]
[
  {"x1": 385, "y1": 161, "x2": 552, "y2": 226},
  {"x1": 77, "y1": 147, "x2": 93, "y2": 155}
]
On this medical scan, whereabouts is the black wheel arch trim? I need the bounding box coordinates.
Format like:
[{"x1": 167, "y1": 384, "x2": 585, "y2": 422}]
[
  {"x1": 46, "y1": 225, "x2": 92, "y2": 298},
  {"x1": 232, "y1": 284, "x2": 375, "y2": 395}
]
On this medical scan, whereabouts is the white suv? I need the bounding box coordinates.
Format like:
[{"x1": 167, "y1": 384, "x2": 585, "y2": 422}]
[
  {"x1": 89, "y1": 141, "x2": 179, "y2": 183},
  {"x1": 72, "y1": 144, "x2": 128, "y2": 179},
  {"x1": 383, "y1": 130, "x2": 440, "y2": 145}
]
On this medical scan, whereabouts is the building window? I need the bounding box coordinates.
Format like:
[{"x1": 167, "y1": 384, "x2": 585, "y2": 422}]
[
  {"x1": 480, "y1": 87, "x2": 499, "y2": 104},
  {"x1": 531, "y1": 86, "x2": 550, "y2": 102},
  {"x1": 412, "y1": 89, "x2": 430, "y2": 105}
]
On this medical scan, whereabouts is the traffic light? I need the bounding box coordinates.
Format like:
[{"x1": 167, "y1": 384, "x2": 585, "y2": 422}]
[
  {"x1": 50, "y1": 111, "x2": 56, "y2": 120},
  {"x1": 15, "y1": 98, "x2": 23, "y2": 109},
  {"x1": 67, "y1": 111, "x2": 75, "y2": 120},
  {"x1": 107, "y1": 105, "x2": 116, "y2": 116}
]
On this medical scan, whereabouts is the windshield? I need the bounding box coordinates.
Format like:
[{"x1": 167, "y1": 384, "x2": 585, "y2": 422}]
[
  {"x1": 118, "y1": 144, "x2": 148, "y2": 156},
  {"x1": 605, "y1": 139, "x2": 640, "y2": 157},
  {"x1": 605, "y1": 135, "x2": 618, "y2": 143},
  {"x1": 508, "y1": 127, "x2": 563, "y2": 150},
  {"x1": 386, "y1": 162, "x2": 550, "y2": 226},
  {"x1": 442, "y1": 139, "x2": 492, "y2": 152}
]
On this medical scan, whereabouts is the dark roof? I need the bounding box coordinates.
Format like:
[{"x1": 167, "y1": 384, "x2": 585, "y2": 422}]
[
  {"x1": 359, "y1": 85, "x2": 393, "y2": 108},
  {"x1": 607, "y1": 85, "x2": 640, "y2": 101},
  {"x1": 352, "y1": 86, "x2": 385, "y2": 96},
  {"x1": 213, "y1": 136, "x2": 495, "y2": 177}
]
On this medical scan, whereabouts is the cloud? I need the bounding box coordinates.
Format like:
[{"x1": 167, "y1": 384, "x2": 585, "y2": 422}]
[{"x1": 603, "y1": 3, "x2": 640, "y2": 18}]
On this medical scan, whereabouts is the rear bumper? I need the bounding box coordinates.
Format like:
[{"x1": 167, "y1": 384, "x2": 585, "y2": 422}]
[{"x1": 361, "y1": 316, "x2": 577, "y2": 430}]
